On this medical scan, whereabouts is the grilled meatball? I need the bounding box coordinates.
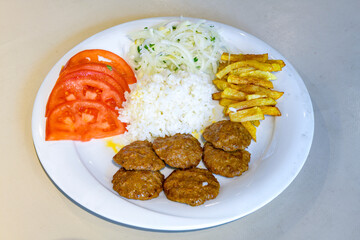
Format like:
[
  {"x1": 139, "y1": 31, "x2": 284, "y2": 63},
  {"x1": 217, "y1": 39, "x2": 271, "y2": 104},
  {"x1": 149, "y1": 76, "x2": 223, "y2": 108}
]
[
  {"x1": 163, "y1": 168, "x2": 220, "y2": 206},
  {"x1": 152, "y1": 133, "x2": 202, "y2": 169},
  {"x1": 112, "y1": 168, "x2": 164, "y2": 200},
  {"x1": 203, "y1": 142, "x2": 251, "y2": 178},
  {"x1": 113, "y1": 140, "x2": 165, "y2": 171},
  {"x1": 202, "y1": 120, "x2": 251, "y2": 151}
]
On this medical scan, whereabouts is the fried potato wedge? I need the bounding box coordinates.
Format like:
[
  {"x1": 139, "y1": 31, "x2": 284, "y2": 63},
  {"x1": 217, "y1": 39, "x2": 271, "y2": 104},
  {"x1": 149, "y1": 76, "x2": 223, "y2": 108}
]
[
  {"x1": 213, "y1": 79, "x2": 231, "y2": 90},
  {"x1": 217, "y1": 62, "x2": 228, "y2": 71},
  {"x1": 228, "y1": 75, "x2": 274, "y2": 89},
  {"x1": 221, "y1": 88, "x2": 247, "y2": 101},
  {"x1": 226, "y1": 97, "x2": 277, "y2": 114},
  {"x1": 229, "y1": 84, "x2": 284, "y2": 100},
  {"x1": 266, "y1": 59, "x2": 286, "y2": 68},
  {"x1": 241, "y1": 121, "x2": 257, "y2": 141},
  {"x1": 246, "y1": 94, "x2": 268, "y2": 100},
  {"x1": 219, "y1": 98, "x2": 238, "y2": 107},
  {"x1": 250, "y1": 120, "x2": 260, "y2": 127},
  {"x1": 212, "y1": 92, "x2": 222, "y2": 100},
  {"x1": 228, "y1": 107, "x2": 265, "y2": 122},
  {"x1": 223, "y1": 106, "x2": 229, "y2": 115},
  {"x1": 216, "y1": 60, "x2": 282, "y2": 79},
  {"x1": 259, "y1": 106, "x2": 281, "y2": 116},
  {"x1": 221, "y1": 53, "x2": 268, "y2": 62},
  {"x1": 229, "y1": 67, "x2": 256, "y2": 75},
  {"x1": 234, "y1": 70, "x2": 277, "y2": 81}
]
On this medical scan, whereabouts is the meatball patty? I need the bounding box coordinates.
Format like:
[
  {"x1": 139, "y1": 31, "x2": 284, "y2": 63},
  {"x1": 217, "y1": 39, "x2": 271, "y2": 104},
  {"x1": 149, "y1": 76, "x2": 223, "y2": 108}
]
[
  {"x1": 112, "y1": 168, "x2": 164, "y2": 200},
  {"x1": 152, "y1": 133, "x2": 202, "y2": 169},
  {"x1": 203, "y1": 142, "x2": 251, "y2": 178},
  {"x1": 113, "y1": 140, "x2": 165, "y2": 171},
  {"x1": 163, "y1": 168, "x2": 220, "y2": 206},
  {"x1": 202, "y1": 120, "x2": 252, "y2": 151}
]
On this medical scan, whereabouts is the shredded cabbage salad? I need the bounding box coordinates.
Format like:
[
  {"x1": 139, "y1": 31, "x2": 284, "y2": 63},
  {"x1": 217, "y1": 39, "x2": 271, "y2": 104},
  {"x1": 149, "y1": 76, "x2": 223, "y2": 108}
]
[{"x1": 127, "y1": 20, "x2": 227, "y2": 77}]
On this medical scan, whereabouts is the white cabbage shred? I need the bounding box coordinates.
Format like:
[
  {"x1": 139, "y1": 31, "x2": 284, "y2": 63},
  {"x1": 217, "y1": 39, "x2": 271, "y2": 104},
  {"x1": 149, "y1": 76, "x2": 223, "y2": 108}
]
[{"x1": 127, "y1": 19, "x2": 227, "y2": 77}]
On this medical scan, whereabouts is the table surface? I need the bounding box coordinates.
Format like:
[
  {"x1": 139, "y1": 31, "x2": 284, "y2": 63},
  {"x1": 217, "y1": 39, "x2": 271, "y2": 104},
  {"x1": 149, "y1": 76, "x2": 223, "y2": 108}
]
[{"x1": 1, "y1": 0, "x2": 359, "y2": 239}]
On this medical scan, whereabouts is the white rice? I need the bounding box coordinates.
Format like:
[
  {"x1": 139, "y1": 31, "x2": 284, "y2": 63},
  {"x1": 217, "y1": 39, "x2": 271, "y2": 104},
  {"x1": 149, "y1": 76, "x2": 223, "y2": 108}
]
[{"x1": 117, "y1": 70, "x2": 218, "y2": 144}]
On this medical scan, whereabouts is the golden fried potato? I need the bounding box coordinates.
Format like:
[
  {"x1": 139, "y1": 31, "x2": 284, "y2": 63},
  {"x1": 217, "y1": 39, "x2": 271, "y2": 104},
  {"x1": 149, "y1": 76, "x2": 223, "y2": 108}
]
[
  {"x1": 229, "y1": 67, "x2": 256, "y2": 75},
  {"x1": 221, "y1": 53, "x2": 268, "y2": 62},
  {"x1": 217, "y1": 62, "x2": 228, "y2": 71},
  {"x1": 213, "y1": 79, "x2": 231, "y2": 90},
  {"x1": 216, "y1": 60, "x2": 282, "y2": 79},
  {"x1": 266, "y1": 59, "x2": 286, "y2": 68},
  {"x1": 241, "y1": 121, "x2": 257, "y2": 141},
  {"x1": 226, "y1": 97, "x2": 277, "y2": 113},
  {"x1": 229, "y1": 84, "x2": 284, "y2": 100},
  {"x1": 219, "y1": 98, "x2": 238, "y2": 107},
  {"x1": 227, "y1": 75, "x2": 274, "y2": 89},
  {"x1": 246, "y1": 94, "x2": 268, "y2": 100},
  {"x1": 212, "y1": 92, "x2": 222, "y2": 100},
  {"x1": 221, "y1": 88, "x2": 247, "y2": 101},
  {"x1": 251, "y1": 120, "x2": 260, "y2": 127},
  {"x1": 228, "y1": 107, "x2": 265, "y2": 122},
  {"x1": 233, "y1": 70, "x2": 277, "y2": 81},
  {"x1": 259, "y1": 106, "x2": 282, "y2": 116}
]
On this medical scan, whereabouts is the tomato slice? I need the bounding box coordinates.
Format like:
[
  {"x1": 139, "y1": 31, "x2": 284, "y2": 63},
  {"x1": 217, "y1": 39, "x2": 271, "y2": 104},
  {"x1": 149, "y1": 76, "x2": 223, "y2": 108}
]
[
  {"x1": 58, "y1": 70, "x2": 126, "y2": 96},
  {"x1": 60, "y1": 63, "x2": 130, "y2": 92},
  {"x1": 46, "y1": 76, "x2": 124, "y2": 116},
  {"x1": 46, "y1": 100, "x2": 127, "y2": 141},
  {"x1": 62, "y1": 49, "x2": 136, "y2": 84}
]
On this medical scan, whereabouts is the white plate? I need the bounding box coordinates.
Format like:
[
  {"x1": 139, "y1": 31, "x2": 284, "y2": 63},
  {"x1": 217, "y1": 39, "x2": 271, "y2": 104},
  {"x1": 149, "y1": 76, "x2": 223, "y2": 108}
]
[{"x1": 32, "y1": 17, "x2": 314, "y2": 231}]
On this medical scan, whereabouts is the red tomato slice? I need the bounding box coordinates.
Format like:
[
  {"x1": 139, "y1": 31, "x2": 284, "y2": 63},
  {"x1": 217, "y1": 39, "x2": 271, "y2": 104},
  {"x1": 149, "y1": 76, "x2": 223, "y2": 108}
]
[
  {"x1": 46, "y1": 100, "x2": 126, "y2": 141},
  {"x1": 58, "y1": 70, "x2": 126, "y2": 96},
  {"x1": 60, "y1": 63, "x2": 130, "y2": 92},
  {"x1": 46, "y1": 77, "x2": 124, "y2": 116},
  {"x1": 62, "y1": 49, "x2": 136, "y2": 84}
]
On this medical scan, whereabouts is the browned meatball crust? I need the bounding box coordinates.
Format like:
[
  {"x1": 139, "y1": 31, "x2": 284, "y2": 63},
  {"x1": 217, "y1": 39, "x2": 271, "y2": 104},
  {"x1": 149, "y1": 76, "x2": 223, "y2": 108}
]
[
  {"x1": 152, "y1": 133, "x2": 202, "y2": 169},
  {"x1": 163, "y1": 168, "x2": 220, "y2": 206},
  {"x1": 202, "y1": 120, "x2": 252, "y2": 151},
  {"x1": 113, "y1": 140, "x2": 165, "y2": 171},
  {"x1": 203, "y1": 142, "x2": 251, "y2": 178},
  {"x1": 112, "y1": 168, "x2": 164, "y2": 200}
]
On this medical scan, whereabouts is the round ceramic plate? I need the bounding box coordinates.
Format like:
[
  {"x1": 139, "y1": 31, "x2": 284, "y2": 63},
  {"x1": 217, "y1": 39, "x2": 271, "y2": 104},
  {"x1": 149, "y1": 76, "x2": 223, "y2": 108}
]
[{"x1": 32, "y1": 17, "x2": 314, "y2": 231}]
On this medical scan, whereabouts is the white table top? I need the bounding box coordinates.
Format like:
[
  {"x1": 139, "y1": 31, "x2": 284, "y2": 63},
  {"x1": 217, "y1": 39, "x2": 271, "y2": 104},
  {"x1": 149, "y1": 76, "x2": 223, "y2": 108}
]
[{"x1": 1, "y1": 0, "x2": 359, "y2": 239}]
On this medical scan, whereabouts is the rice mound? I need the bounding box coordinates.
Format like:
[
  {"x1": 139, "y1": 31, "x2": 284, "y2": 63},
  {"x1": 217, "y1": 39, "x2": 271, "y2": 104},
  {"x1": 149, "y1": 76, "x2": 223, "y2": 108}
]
[{"x1": 117, "y1": 70, "x2": 217, "y2": 144}]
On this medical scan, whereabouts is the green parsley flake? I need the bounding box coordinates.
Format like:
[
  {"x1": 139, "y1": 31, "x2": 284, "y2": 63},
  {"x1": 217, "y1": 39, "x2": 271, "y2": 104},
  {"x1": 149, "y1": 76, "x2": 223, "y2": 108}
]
[{"x1": 106, "y1": 65, "x2": 113, "y2": 71}]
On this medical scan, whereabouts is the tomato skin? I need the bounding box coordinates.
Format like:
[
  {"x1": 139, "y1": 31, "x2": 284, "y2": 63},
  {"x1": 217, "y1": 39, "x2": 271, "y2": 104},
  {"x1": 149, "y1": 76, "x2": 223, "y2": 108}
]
[
  {"x1": 46, "y1": 77, "x2": 124, "y2": 116},
  {"x1": 62, "y1": 49, "x2": 136, "y2": 84},
  {"x1": 60, "y1": 63, "x2": 130, "y2": 92},
  {"x1": 58, "y1": 70, "x2": 126, "y2": 96},
  {"x1": 46, "y1": 100, "x2": 126, "y2": 141}
]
